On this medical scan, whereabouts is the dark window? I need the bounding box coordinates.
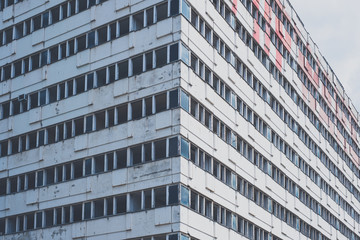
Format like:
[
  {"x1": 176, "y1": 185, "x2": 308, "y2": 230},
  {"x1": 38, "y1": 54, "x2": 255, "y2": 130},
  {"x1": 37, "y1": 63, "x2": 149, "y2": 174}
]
[
  {"x1": 168, "y1": 137, "x2": 178, "y2": 157},
  {"x1": 116, "y1": 195, "x2": 127, "y2": 213},
  {"x1": 169, "y1": 43, "x2": 179, "y2": 62},
  {"x1": 37, "y1": 171, "x2": 43, "y2": 187},
  {"x1": 77, "y1": 35, "x2": 86, "y2": 52},
  {"x1": 68, "y1": 39, "x2": 75, "y2": 56},
  {"x1": 65, "y1": 121, "x2": 73, "y2": 139},
  {"x1": 155, "y1": 47, "x2": 167, "y2": 67},
  {"x1": 51, "y1": 7, "x2": 60, "y2": 24},
  {"x1": 116, "y1": 149, "x2": 127, "y2": 169},
  {"x1": 26, "y1": 213, "x2": 34, "y2": 230},
  {"x1": 132, "y1": 55, "x2": 143, "y2": 75},
  {"x1": 130, "y1": 192, "x2": 142, "y2": 212},
  {"x1": 154, "y1": 139, "x2": 166, "y2": 160},
  {"x1": 49, "y1": 85, "x2": 57, "y2": 103},
  {"x1": 72, "y1": 204, "x2": 82, "y2": 222},
  {"x1": 130, "y1": 145, "x2": 142, "y2": 165},
  {"x1": 39, "y1": 90, "x2": 46, "y2": 106},
  {"x1": 47, "y1": 126, "x2": 56, "y2": 144},
  {"x1": 31, "y1": 54, "x2": 39, "y2": 70},
  {"x1": 28, "y1": 132, "x2": 37, "y2": 149},
  {"x1": 145, "y1": 97, "x2": 152, "y2": 116},
  {"x1": 11, "y1": 138, "x2": 18, "y2": 154},
  {"x1": 133, "y1": 12, "x2": 144, "y2": 31},
  {"x1": 170, "y1": 0, "x2": 179, "y2": 15},
  {"x1": 64, "y1": 206, "x2": 70, "y2": 223},
  {"x1": 156, "y1": 2, "x2": 168, "y2": 21},
  {"x1": 168, "y1": 185, "x2": 178, "y2": 204},
  {"x1": 69, "y1": 0, "x2": 76, "y2": 15},
  {"x1": 28, "y1": 172, "x2": 36, "y2": 189},
  {"x1": 87, "y1": 73, "x2": 94, "y2": 90},
  {"x1": 42, "y1": 12, "x2": 49, "y2": 27},
  {"x1": 73, "y1": 160, "x2": 83, "y2": 179},
  {"x1": 107, "y1": 153, "x2": 114, "y2": 170},
  {"x1": 117, "y1": 104, "x2": 128, "y2": 124},
  {"x1": 76, "y1": 76, "x2": 85, "y2": 94},
  {"x1": 33, "y1": 15, "x2": 42, "y2": 31},
  {"x1": 108, "y1": 109, "x2": 115, "y2": 127},
  {"x1": 55, "y1": 208, "x2": 62, "y2": 225},
  {"x1": 61, "y1": 4, "x2": 68, "y2": 19},
  {"x1": 144, "y1": 190, "x2": 152, "y2": 209},
  {"x1": 94, "y1": 155, "x2": 105, "y2": 173},
  {"x1": 131, "y1": 100, "x2": 142, "y2": 120},
  {"x1": 118, "y1": 60, "x2": 128, "y2": 79},
  {"x1": 35, "y1": 212, "x2": 42, "y2": 228},
  {"x1": 155, "y1": 93, "x2": 167, "y2": 113},
  {"x1": 59, "y1": 83, "x2": 65, "y2": 100},
  {"x1": 74, "y1": 118, "x2": 84, "y2": 136},
  {"x1": 2, "y1": 102, "x2": 10, "y2": 118},
  {"x1": 109, "y1": 22, "x2": 117, "y2": 40},
  {"x1": 169, "y1": 89, "x2": 178, "y2": 108},
  {"x1": 89, "y1": 0, "x2": 96, "y2": 7},
  {"x1": 119, "y1": 17, "x2": 130, "y2": 36},
  {"x1": 10, "y1": 176, "x2": 17, "y2": 193},
  {"x1": 60, "y1": 43, "x2": 66, "y2": 59},
  {"x1": 145, "y1": 52, "x2": 153, "y2": 71},
  {"x1": 38, "y1": 130, "x2": 45, "y2": 146},
  {"x1": 45, "y1": 209, "x2": 53, "y2": 227},
  {"x1": 154, "y1": 187, "x2": 166, "y2": 207},
  {"x1": 83, "y1": 202, "x2": 91, "y2": 219},
  {"x1": 15, "y1": 23, "x2": 23, "y2": 39},
  {"x1": 146, "y1": 8, "x2": 154, "y2": 26},
  {"x1": 106, "y1": 197, "x2": 113, "y2": 215},
  {"x1": 67, "y1": 80, "x2": 74, "y2": 97},
  {"x1": 88, "y1": 31, "x2": 95, "y2": 48},
  {"x1": 144, "y1": 142, "x2": 152, "y2": 162},
  {"x1": 109, "y1": 65, "x2": 116, "y2": 83},
  {"x1": 3, "y1": 65, "x2": 11, "y2": 80},
  {"x1": 0, "y1": 141, "x2": 8, "y2": 157},
  {"x1": 85, "y1": 116, "x2": 93, "y2": 133},
  {"x1": 50, "y1": 46, "x2": 59, "y2": 63},
  {"x1": 96, "y1": 68, "x2": 106, "y2": 87},
  {"x1": 94, "y1": 199, "x2": 104, "y2": 217},
  {"x1": 78, "y1": 0, "x2": 87, "y2": 12},
  {"x1": 98, "y1": 26, "x2": 107, "y2": 45}
]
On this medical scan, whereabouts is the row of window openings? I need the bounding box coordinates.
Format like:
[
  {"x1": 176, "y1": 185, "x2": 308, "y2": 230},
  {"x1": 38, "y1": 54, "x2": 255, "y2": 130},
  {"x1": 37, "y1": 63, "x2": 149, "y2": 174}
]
[
  {"x1": 181, "y1": 90, "x2": 360, "y2": 225},
  {"x1": 186, "y1": 13, "x2": 360, "y2": 206},
  {"x1": 0, "y1": 0, "x2": 22, "y2": 11},
  {"x1": 0, "y1": 88, "x2": 179, "y2": 157},
  {"x1": 0, "y1": 0, "x2": 171, "y2": 47},
  {"x1": 0, "y1": 0, "x2": 183, "y2": 82},
  {"x1": 0, "y1": 42, "x2": 179, "y2": 119},
  {"x1": 126, "y1": 233, "x2": 196, "y2": 240},
  {"x1": 0, "y1": 184, "x2": 180, "y2": 235},
  {"x1": 185, "y1": 138, "x2": 352, "y2": 239},
  {"x1": 0, "y1": 136, "x2": 180, "y2": 195},
  {"x1": 208, "y1": 0, "x2": 355, "y2": 160}
]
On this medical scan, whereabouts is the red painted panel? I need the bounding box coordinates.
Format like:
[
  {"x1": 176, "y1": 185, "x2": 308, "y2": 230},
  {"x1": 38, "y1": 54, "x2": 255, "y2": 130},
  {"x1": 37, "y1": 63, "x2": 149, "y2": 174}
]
[
  {"x1": 302, "y1": 84, "x2": 309, "y2": 99},
  {"x1": 276, "y1": 49, "x2": 282, "y2": 70},
  {"x1": 252, "y1": 0, "x2": 259, "y2": 9},
  {"x1": 253, "y1": 21, "x2": 260, "y2": 44},
  {"x1": 264, "y1": 0, "x2": 271, "y2": 23},
  {"x1": 284, "y1": 31, "x2": 292, "y2": 51},
  {"x1": 232, "y1": 0, "x2": 237, "y2": 14}
]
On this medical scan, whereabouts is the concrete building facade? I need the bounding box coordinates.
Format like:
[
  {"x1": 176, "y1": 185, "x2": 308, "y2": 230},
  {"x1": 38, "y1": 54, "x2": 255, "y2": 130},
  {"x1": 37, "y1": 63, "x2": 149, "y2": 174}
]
[{"x1": 1, "y1": 0, "x2": 360, "y2": 239}]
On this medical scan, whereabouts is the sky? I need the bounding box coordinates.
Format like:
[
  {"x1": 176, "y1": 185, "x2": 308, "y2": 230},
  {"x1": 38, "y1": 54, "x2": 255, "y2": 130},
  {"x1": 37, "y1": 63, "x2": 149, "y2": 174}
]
[{"x1": 290, "y1": 0, "x2": 360, "y2": 113}]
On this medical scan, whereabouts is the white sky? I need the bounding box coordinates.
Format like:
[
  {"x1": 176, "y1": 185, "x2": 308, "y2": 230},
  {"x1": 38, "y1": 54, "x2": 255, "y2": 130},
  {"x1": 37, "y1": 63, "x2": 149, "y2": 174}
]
[{"x1": 290, "y1": 0, "x2": 360, "y2": 113}]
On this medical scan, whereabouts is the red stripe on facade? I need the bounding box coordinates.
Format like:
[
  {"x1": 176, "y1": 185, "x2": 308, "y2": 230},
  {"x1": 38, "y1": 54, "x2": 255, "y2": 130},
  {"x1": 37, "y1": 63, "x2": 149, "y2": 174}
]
[
  {"x1": 232, "y1": 0, "x2": 237, "y2": 14},
  {"x1": 253, "y1": 21, "x2": 260, "y2": 44},
  {"x1": 276, "y1": 49, "x2": 282, "y2": 70}
]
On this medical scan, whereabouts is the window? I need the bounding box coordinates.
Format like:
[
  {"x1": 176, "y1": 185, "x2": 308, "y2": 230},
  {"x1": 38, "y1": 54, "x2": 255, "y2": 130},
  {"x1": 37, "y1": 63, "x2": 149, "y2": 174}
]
[
  {"x1": 116, "y1": 149, "x2": 127, "y2": 169},
  {"x1": 119, "y1": 17, "x2": 130, "y2": 36},
  {"x1": 170, "y1": 0, "x2": 180, "y2": 16},
  {"x1": 130, "y1": 145, "x2": 142, "y2": 165},
  {"x1": 155, "y1": 93, "x2": 167, "y2": 113},
  {"x1": 94, "y1": 155, "x2": 105, "y2": 173},
  {"x1": 144, "y1": 143, "x2": 152, "y2": 162},
  {"x1": 94, "y1": 199, "x2": 104, "y2": 217},
  {"x1": 181, "y1": 138, "x2": 189, "y2": 159},
  {"x1": 154, "y1": 187, "x2": 166, "y2": 207},
  {"x1": 84, "y1": 202, "x2": 91, "y2": 220},
  {"x1": 146, "y1": 8, "x2": 154, "y2": 26},
  {"x1": 95, "y1": 111, "x2": 105, "y2": 130},
  {"x1": 72, "y1": 204, "x2": 82, "y2": 222},
  {"x1": 33, "y1": 15, "x2": 42, "y2": 31},
  {"x1": 169, "y1": 89, "x2": 178, "y2": 108},
  {"x1": 181, "y1": 90, "x2": 189, "y2": 112},
  {"x1": 96, "y1": 68, "x2": 106, "y2": 87},
  {"x1": 156, "y1": 2, "x2": 168, "y2": 21},
  {"x1": 87, "y1": 31, "x2": 96, "y2": 48},
  {"x1": 116, "y1": 195, "x2": 127, "y2": 213},
  {"x1": 155, "y1": 47, "x2": 167, "y2": 67},
  {"x1": 117, "y1": 104, "x2": 128, "y2": 124},
  {"x1": 154, "y1": 139, "x2": 166, "y2": 160},
  {"x1": 132, "y1": 55, "x2": 143, "y2": 75},
  {"x1": 75, "y1": 76, "x2": 85, "y2": 94},
  {"x1": 74, "y1": 118, "x2": 84, "y2": 136},
  {"x1": 118, "y1": 60, "x2": 128, "y2": 79},
  {"x1": 50, "y1": 46, "x2": 59, "y2": 63},
  {"x1": 168, "y1": 137, "x2": 178, "y2": 157},
  {"x1": 131, "y1": 100, "x2": 142, "y2": 120},
  {"x1": 169, "y1": 43, "x2": 179, "y2": 62},
  {"x1": 181, "y1": 0, "x2": 190, "y2": 20},
  {"x1": 130, "y1": 192, "x2": 142, "y2": 211},
  {"x1": 133, "y1": 12, "x2": 144, "y2": 31},
  {"x1": 77, "y1": 35, "x2": 86, "y2": 52}
]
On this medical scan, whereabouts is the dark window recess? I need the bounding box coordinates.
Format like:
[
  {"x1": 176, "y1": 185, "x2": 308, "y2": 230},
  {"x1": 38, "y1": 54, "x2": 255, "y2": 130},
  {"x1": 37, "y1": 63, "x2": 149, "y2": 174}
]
[
  {"x1": 33, "y1": 15, "x2": 42, "y2": 31},
  {"x1": 37, "y1": 171, "x2": 44, "y2": 187},
  {"x1": 144, "y1": 190, "x2": 152, "y2": 209},
  {"x1": 4, "y1": 28, "x2": 12, "y2": 44},
  {"x1": 73, "y1": 160, "x2": 83, "y2": 179},
  {"x1": 117, "y1": 104, "x2": 128, "y2": 124},
  {"x1": 145, "y1": 97, "x2": 152, "y2": 116},
  {"x1": 60, "y1": 43, "x2": 66, "y2": 59},
  {"x1": 65, "y1": 121, "x2": 73, "y2": 139},
  {"x1": 109, "y1": 65, "x2": 116, "y2": 83},
  {"x1": 106, "y1": 197, "x2": 113, "y2": 215},
  {"x1": 31, "y1": 54, "x2": 40, "y2": 70},
  {"x1": 57, "y1": 166, "x2": 63, "y2": 182},
  {"x1": 58, "y1": 123, "x2": 64, "y2": 141},
  {"x1": 168, "y1": 185, "x2": 178, "y2": 204},
  {"x1": 118, "y1": 60, "x2": 128, "y2": 79},
  {"x1": 85, "y1": 116, "x2": 93, "y2": 133},
  {"x1": 109, "y1": 22, "x2": 117, "y2": 40},
  {"x1": 87, "y1": 73, "x2": 94, "y2": 90},
  {"x1": 12, "y1": 99, "x2": 20, "y2": 115},
  {"x1": 47, "y1": 126, "x2": 56, "y2": 144},
  {"x1": 144, "y1": 143, "x2": 152, "y2": 162},
  {"x1": 108, "y1": 109, "x2": 115, "y2": 127},
  {"x1": 3, "y1": 65, "x2": 11, "y2": 80},
  {"x1": 94, "y1": 155, "x2": 104, "y2": 173},
  {"x1": 154, "y1": 139, "x2": 166, "y2": 160},
  {"x1": 69, "y1": 0, "x2": 76, "y2": 16},
  {"x1": 169, "y1": 89, "x2": 178, "y2": 108},
  {"x1": 156, "y1": 2, "x2": 168, "y2": 21},
  {"x1": 170, "y1": 0, "x2": 179, "y2": 15},
  {"x1": 72, "y1": 204, "x2": 82, "y2": 222},
  {"x1": 145, "y1": 52, "x2": 153, "y2": 70},
  {"x1": 155, "y1": 93, "x2": 167, "y2": 113},
  {"x1": 77, "y1": 35, "x2": 86, "y2": 52},
  {"x1": 50, "y1": 46, "x2": 59, "y2": 63},
  {"x1": 130, "y1": 145, "x2": 142, "y2": 165},
  {"x1": 39, "y1": 90, "x2": 46, "y2": 106},
  {"x1": 51, "y1": 7, "x2": 60, "y2": 24},
  {"x1": 46, "y1": 167, "x2": 54, "y2": 184},
  {"x1": 116, "y1": 149, "x2": 127, "y2": 169},
  {"x1": 68, "y1": 39, "x2": 75, "y2": 56},
  {"x1": 45, "y1": 209, "x2": 53, "y2": 227},
  {"x1": 0, "y1": 219, "x2": 6, "y2": 234},
  {"x1": 10, "y1": 176, "x2": 17, "y2": 193},
  {"x1": 59, "y1": 83, "x2": 65, "y2": 100},
  {"x1": 24, "y1": 20, "x2": 31, "y2": 35},
  {"x1": 24, "y1": 58, "x2": 29, "y2": 73},
  {"x1": 133, "y1": 12, "x2": 144, "y2": 31},
  {"x1": 11, "y1": 138, "x2": 19, "y2": 154},
  {"x1": 85, "y1": 158, "x2": 92, "y2": 175},
  {"x1": 61, "y1": 4, "x2": 68, "y2": 19},
  {"x1": 78, "y1": 0, "x2": 87, "y2": 12},
  {"x1": 119, "y1": 17, "x2": 130, "y2": 36},
  {"x1": 84, "y1": 202, "x2": 91, "y2": 219},
  {"x1": 38, "y1": 130, "x2": 45, "y2": 146},
  {"x1": 116, "y1": 195, "x2": 127, "y2": 213},
  {"x1": 28, "y1": 132, "x2": 37, "y2": 149},
  {"x1": 88, "y1": 31, "x2": 95, "y2": 48},
  {"x1": 76, "y1": 76, "x2": 85, "y2": 94},
  {"x1": 98, "y1": 26, "x2": 107, "y2": 45},
  {"x1": 74, "y1": 118, "x2": 84, "y2": 136},
  {"x1": 55, "y1": 208, "x2": 62, "y2": 225},
  {"x1": 67, "y1": 80, "x2": 74, "y2": 97},
  {"x1": 35, "y1": 212, "x2": 42, "y2": 228},
  {"x1": 0, "y1": 141, "x2": 8, "y2": 157},
  {"x1": 96, "y1": 68, "x2": 106, "y2": 87},
  {"x1": 168, "y1": 137, "x2": 178, "y2": 157},
  {"x1": 130, "y1": 192, "x2": 141, "y2": 212},
  {"x1": 15, "y1": 23, "x2": 23, "y2": 39},
  {"x1": 19, "y1": 175, "x2": 25, "y2": 191},
  {"x1": 96, "y1": 111, "x2": 105, "y2": 130},
  {"x1": 2, "y1": 102, "x2": 10, "y2": 118},
  {"x1": 131, "y1": 100, "x2": 142, "y2": 120},
  {"x1": 154, "y1": 187, "x2": 166, "y2": 207},
  {"x1": 28, "y1": 172, "x2": 35, "y2": 189},
  {"x1": 26, "y1": 213, "x2": 34, "y2": 230},
  {"x1": 132, "y1": 55, "x2": 143, "y2": 75},
  {"x1": 107, "y1": 153, "x2": 114, "y2": 170},
  {"x1": 88, "y1": 0, "x2": 96, "y2": 7},
  {"x1": 155, "y1": 47, "x2": 167, "y2": 67},
  {"x1": 94, "y1": 199, "x2": 104, "y2": 217},
  {"x1": 63, "y1": 206, "x2": 70, "y2": 223},
  {"x1": 170, "y1": 43, "x2": 179, "y2": 62},
  {"x1": 48, "y1": 86, "x2": 57, "y2": 104},
  {"x1": 146, "y1": 8, "x2": 154, "y2": 26},
  {"x1": 42, "y1": 12, "x2": 49, "y2": 27}
]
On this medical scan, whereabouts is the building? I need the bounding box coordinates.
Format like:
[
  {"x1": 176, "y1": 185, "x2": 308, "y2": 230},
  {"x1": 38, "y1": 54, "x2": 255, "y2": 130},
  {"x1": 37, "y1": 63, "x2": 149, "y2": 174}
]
[{"x1": 0, "y1": 0, "x2": 360, "y2": 239}]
